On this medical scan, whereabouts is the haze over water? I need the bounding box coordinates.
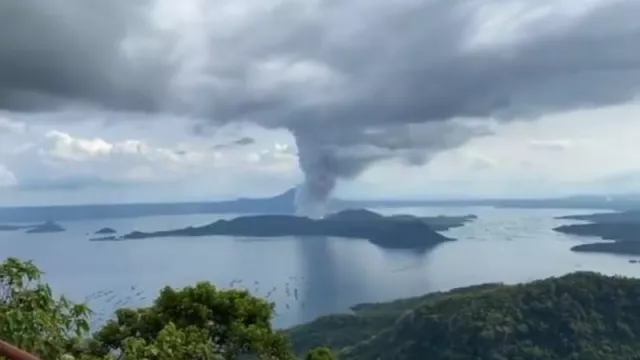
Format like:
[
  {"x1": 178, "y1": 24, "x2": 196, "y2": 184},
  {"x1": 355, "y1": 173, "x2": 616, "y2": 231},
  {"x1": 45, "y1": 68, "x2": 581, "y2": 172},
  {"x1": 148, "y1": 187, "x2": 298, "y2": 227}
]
[{"x1": 0, "y1": 206, "x2": 637, "y2": 328}]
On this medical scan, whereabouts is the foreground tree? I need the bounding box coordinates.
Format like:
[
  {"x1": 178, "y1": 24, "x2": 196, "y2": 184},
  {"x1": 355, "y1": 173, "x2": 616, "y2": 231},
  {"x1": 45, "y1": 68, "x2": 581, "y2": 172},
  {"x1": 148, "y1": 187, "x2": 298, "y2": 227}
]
[
  {"x1": 0, "y1": 257, "x2": 91, "y2": 359},
  {"x1": 0, "y1": 257, "x2": 334, "y2": 359},
  {"x1": 90, "y1": 281, "x2": 295, "y2": 359},
  {"x1": 304, "y1": 347, "x2": 336, "y2": 360}
]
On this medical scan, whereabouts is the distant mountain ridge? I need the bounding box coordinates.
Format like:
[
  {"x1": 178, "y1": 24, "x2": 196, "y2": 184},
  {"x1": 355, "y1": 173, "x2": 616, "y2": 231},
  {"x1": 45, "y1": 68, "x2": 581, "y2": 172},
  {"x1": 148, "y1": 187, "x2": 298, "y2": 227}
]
[
  {"x1": 0, "y1": 221, "x2": 66, "y2": 234},
  {"x1": 0, "y1": 188, "x2": 298, "y2": 222},
  {"x1": 1, "y1": 187, "x2": 639, "y2": 222}
]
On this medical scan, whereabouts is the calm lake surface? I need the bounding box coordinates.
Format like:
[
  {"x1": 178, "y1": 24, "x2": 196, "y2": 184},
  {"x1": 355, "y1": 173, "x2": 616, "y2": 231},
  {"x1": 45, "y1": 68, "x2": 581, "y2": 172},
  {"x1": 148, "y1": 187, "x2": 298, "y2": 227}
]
[{"x1": 0, "y1": 207, "x2": 637, "y2": 329}]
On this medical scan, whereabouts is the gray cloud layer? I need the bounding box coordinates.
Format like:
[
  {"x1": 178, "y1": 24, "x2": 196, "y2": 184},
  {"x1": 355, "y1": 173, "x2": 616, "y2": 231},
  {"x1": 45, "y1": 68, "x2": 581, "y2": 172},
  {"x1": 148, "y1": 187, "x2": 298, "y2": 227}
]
[
  {"x1": 0, "y1": 0, "x2": 170, "y2": 111},
  {"x1": 2, "y1": 0, "x2": 640, "y2": 214}
]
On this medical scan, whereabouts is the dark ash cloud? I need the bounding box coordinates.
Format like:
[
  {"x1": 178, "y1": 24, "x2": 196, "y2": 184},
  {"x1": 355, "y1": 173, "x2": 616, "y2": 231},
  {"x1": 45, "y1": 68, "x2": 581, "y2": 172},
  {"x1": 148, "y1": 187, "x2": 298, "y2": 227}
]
[{"x1": 2, "y1": 0, "x2": 640, "y2": 215}]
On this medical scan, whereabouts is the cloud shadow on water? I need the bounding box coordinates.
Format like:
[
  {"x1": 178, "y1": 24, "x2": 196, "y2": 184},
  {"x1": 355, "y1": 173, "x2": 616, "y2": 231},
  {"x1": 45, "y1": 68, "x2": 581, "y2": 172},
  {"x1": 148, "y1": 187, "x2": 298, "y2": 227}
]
[
  {"x1": 295, "y1": 236, "x2": 343, "y2": 324},
  {"x1": 295, "y1": 236, "x2": 440, "y2": 324}
]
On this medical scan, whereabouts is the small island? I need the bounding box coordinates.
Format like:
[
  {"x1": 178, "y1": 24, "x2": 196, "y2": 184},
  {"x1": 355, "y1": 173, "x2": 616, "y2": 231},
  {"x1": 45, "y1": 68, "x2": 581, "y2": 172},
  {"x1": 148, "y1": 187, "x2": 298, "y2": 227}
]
[
  {"x1": 26, "y1": 221, "x2": 66, "y2": 234},
  {"x1": 569, "y1": 240, "x2": 640, "y2": 255},
  {"x1": 111, "y1": 209, "x2": 476, "y2": 249},
  {"x1": 95, "y1": 227, "x2": 117, "y2": 235},
  {"x1": 554, "y1": 211, "x2": 640, "y2": 255}
]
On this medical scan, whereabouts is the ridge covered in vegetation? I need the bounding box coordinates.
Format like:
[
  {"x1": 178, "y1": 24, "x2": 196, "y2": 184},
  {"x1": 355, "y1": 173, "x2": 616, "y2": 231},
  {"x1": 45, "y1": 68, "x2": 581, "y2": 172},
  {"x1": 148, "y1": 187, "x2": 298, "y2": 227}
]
[
  {"x1": 290, "y1": 272, "x2": 640, "y2": 360},
  {"x1": 3, "y1": 257, "x2": 640, "y2": 360}
]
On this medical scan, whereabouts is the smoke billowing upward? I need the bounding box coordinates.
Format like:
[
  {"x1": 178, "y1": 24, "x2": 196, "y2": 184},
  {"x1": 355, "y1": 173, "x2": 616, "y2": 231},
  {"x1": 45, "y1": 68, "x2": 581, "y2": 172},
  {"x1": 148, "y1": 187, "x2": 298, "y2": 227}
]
[
  {"x1": 290, "y1": 121, "x2": 494, "y2": 216},
  {"x1": 294, "y1": 149, "x2": 336, "y2": 219},
  {"x1": 1, "y1": 0, "x2": 640, "y2": 210},
  {"x1": 292, "y1": 132, "x2": 373, "y2": 218}
]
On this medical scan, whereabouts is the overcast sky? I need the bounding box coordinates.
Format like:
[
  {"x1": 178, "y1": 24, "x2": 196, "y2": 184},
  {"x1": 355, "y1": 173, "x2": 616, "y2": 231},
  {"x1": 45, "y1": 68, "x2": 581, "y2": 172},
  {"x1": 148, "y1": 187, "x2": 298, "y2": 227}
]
[{"x1": 1, "y1": 0, "x2": 640, "y2": 206}]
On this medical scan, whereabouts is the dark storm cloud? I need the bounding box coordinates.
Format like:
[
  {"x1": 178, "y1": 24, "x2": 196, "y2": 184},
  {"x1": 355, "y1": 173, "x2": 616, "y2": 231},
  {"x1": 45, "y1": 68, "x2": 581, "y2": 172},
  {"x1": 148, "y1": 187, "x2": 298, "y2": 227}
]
[
  {"x1": 2, "y1": 0, "x2": 640, "y2": 214},
  {"x1": 0, "y1": 0, "x2": 170, "y2": 112}
]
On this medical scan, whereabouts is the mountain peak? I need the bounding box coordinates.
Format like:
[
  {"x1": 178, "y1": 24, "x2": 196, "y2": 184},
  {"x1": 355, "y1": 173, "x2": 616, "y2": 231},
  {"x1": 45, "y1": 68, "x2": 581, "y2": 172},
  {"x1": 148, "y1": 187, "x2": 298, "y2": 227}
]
[
  {"x1": 325, "y1": 209, "x2": 385, "y2": 221},
  {"x1": 272, "y1": 188, "x2": 297, "y2": 201}
]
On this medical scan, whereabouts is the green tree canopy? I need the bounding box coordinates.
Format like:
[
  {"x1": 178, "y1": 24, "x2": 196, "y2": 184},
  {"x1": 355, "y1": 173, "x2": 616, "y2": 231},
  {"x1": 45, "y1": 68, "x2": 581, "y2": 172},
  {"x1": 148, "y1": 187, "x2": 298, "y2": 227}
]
[
  {"x1": 337, "y1": 272, "x2": 640, "y2": 360},
  {"x1": 0, "y1": 257, "x2": 91, "y2": 359},
  {"x1": 304, "y1": 347, "x2": 336, "y2": 360},
  {"x1": 0, "y1": 257, "x2": 336, "y2": 360},
  {"x1": 90, "y1": 281, "x2": 294, "y2": 359}
]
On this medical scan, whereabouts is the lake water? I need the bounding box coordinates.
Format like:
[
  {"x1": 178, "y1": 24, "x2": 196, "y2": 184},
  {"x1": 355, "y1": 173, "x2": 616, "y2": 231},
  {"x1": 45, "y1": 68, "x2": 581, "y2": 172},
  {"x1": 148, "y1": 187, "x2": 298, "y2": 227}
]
[{"x1": 1, "y1": 206, "x2": 638, "y2": 329}]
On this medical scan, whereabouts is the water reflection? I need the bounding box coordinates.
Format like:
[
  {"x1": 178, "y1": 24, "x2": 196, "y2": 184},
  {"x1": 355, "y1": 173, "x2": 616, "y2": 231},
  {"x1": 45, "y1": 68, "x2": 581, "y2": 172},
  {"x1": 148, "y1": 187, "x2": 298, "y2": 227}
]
[{"x1": 384, "y1": 245, "x2": 439, "y2": 273}]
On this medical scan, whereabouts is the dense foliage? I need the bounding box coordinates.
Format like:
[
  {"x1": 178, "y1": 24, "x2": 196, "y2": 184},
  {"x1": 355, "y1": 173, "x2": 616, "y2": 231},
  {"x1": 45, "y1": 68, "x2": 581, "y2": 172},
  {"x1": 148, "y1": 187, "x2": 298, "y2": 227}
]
[
  {"x1": 0, "y1": 257, "x2": 92, "y2": 359},
  {"x1": 337, "y1": 273, "x2": 640, "y2": 360},
  {"x1": 0, "y1": 257, "x2": 320, "y2": 360},
  {"x1": 88, "y1": 281, "x2": 295, "y2": 360},
  {"x1": 285, "y1": 283, "x2": 501, "y2": 355},
  {"x1": 303, "y1": 347, "x2": 335, "y2": 360}
]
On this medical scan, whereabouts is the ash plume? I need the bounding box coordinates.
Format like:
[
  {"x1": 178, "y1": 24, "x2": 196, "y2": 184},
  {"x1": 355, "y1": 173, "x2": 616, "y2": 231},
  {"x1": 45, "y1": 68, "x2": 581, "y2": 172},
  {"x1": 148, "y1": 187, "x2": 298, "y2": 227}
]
[
  {"x1": 290, "y1": 121, "x2": 492, "y2": 217},
  {"x1": 2, "y1": 0, "x2": 640, "y2": 215}
]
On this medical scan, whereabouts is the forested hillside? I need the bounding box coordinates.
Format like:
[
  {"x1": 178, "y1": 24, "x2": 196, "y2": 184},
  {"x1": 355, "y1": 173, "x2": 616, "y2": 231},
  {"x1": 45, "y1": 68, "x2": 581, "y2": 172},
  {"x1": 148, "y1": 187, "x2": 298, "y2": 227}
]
[{"x1": 291, "y1": 272, "x2": 640, "y2": 360}]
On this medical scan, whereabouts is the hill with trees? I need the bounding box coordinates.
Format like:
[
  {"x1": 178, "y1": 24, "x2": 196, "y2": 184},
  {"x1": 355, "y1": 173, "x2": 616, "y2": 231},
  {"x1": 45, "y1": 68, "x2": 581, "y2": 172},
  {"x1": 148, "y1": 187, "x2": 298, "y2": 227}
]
[
  {"x1": 284, "y1": 283, "x2": 501, "y2": 355},
  {"x1": 290, "y1": 273, "x2": 640, "y2": 360}
]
